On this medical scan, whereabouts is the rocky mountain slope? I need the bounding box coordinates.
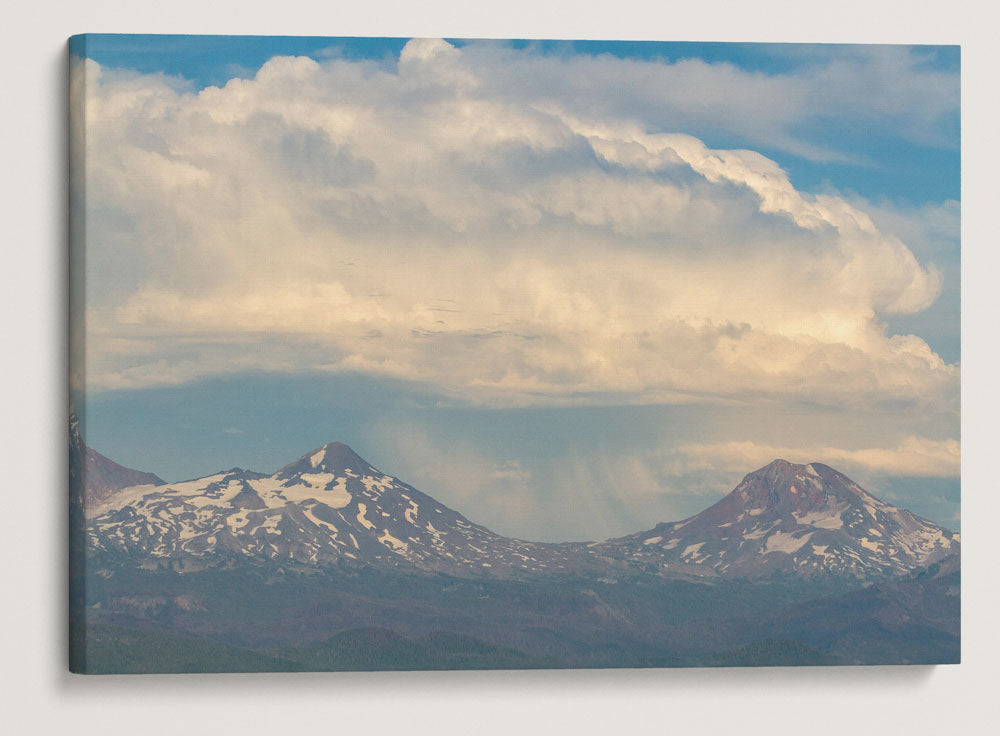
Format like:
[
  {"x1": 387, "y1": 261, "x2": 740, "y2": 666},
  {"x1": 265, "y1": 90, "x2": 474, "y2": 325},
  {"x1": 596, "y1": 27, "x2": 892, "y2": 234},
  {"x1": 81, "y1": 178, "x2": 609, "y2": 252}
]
[
  {"x1": 599, "y1": 459, "x2": 959, "y2": 579},
  {"x1": 70, "y1": 411, "x2": 165, "y2": 505},
  {"x1": 86, "y1": 441, "x2": 598, "y2": 576}
]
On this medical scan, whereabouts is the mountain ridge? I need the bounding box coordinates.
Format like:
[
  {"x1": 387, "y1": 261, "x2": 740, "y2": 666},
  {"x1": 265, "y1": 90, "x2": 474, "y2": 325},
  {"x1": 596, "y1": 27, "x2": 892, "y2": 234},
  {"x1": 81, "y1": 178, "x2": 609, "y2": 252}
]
[{"x1": 80, "y1": 436, "x2": 959, "y2": 582}]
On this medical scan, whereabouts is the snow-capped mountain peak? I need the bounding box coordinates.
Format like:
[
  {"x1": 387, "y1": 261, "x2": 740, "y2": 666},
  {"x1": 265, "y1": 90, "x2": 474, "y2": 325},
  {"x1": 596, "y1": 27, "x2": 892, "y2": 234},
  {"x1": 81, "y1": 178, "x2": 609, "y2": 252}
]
[
  {"x1": 276, "y1": 441, "x2": 375, "y2": 479},
  {"x1": 711, "y1": 459, "x2": 886, "y2": 519},
  {"x1": 608, "y1": 459, "x2": 959, "y2": 579},
  {"x1": 85, "y1": 441, "x2": 593, "y2": 576}
]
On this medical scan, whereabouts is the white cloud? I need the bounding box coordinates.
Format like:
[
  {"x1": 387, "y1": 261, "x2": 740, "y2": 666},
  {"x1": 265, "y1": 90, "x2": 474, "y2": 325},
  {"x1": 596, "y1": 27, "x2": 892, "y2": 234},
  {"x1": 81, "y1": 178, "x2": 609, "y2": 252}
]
[
  {"x1": 455, "y1": 42, "x2": 958, "y2": 161},
  {"x1": 670, "y1": 436, "x2": 960, "y2": 478},
  {"x1": 852, "y1": 197, "x2": 960, "y2": 262},
  {"x1": 74, "y1": 41, "x2": 957, "y2": 415}
]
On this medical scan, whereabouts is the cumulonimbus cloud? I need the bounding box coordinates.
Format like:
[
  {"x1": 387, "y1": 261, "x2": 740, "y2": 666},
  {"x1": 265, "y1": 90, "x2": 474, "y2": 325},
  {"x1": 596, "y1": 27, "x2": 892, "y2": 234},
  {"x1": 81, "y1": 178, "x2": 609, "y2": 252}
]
[{"x1": 73, "y1": 40, "x2": 957, "y2": 414}]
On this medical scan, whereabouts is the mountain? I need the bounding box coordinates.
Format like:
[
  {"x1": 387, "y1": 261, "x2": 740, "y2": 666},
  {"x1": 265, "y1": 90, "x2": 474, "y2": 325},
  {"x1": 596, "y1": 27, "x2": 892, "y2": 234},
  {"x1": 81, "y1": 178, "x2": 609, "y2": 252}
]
[
  {"x1": 76, "y1": 437, "x2": 961, "y2": 670},
  {"x1": 86, "y1": 442, "x2": 600, "y2": 577},
  {"x1": 84, "y1": 444, "x2": 958, "y2": 582},
  {"x1": 601, "y1": 459, "x2": 959, "y2": 579},
  {"x1": 84, "y1": 447, "x2": 165, "y2": 504},
  {"x1": 69, "y1": 410, "x2": 165, "y2": 505}
]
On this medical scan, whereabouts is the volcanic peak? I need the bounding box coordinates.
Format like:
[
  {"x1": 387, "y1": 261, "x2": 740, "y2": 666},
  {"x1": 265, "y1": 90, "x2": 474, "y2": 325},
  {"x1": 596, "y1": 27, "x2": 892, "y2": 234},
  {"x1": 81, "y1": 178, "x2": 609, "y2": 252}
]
[{"x1": 276, "y1": 440, "x2": 375, "y2": 478}]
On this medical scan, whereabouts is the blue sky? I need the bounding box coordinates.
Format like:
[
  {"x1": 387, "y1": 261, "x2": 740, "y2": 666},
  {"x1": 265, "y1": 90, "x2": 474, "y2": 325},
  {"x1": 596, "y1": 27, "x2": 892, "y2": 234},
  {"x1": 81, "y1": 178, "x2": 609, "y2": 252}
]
[{"x1": 71, "y1": 35, "x2": 960, "y2": 539}]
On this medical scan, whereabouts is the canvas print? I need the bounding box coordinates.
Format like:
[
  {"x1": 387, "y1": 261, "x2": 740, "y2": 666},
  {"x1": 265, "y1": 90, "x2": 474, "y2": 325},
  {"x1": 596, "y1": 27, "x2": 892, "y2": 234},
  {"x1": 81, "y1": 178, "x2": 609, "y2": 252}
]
[{"x1": 68, "y1": 35, "x2": 960, "y2": 673}]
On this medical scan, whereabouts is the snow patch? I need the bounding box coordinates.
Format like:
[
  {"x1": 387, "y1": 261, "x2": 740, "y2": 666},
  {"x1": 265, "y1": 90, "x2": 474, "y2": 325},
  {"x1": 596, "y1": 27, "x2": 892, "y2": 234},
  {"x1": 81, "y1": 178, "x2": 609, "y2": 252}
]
[
  {"x1": 743, "y1": 521, "x2": 779, "y2": 540},
  {"x1": 226, "y1": 511, "x2": 252, "y2": 532},
  {"x1": 361, "y1": 474, "x2": 394, "y2": 496},
  {"x1": 252, "y1": 475, "x2": 351, "y2": 509},
  {"x1": 404, "y1": 499, "x2": 419, "y2": 525},
  {"x1": 250, "y1": 515, "x2": 282, "y2": 536},
  {"x1": 793, "y1": 508, "x2": 845, "y2": 529},
  {"x1": 858, "y1": 537, "x2": 881, "y2": 552},
  {"x1": 309, "y1": 449, "x2": 326, "y2": 468},
  {"x1": 356, "y1": 503, "x2": 376, "y2": 531},
  {"x1": 764, "y1": 531, "x2": 813, "y2": 554},
  {"x1": 681, "y1": 542, "x2": 705, "y2": 558},
  {"x1": 378, "y1": 530, "x2": 409, "y2": 553},
  {"x1": 812, "y1": 544, "x2": 829, "y2": 556},
  {"x1": 302, "y1": 505, "x2": 337, "y2": 535}
]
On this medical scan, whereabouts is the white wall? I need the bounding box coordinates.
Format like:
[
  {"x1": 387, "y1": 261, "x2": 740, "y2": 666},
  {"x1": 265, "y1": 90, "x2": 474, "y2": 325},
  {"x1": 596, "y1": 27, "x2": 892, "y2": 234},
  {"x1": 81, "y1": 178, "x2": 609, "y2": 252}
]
[{"x1": 2, "y1": 1, "x2": 997, "y2": 733}]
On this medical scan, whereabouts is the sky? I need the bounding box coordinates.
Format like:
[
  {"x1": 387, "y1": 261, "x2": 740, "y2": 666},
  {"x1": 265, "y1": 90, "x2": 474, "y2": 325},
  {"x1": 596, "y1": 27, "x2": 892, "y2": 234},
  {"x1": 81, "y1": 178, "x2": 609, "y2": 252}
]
[{"x1": 70, "y1": 35, "x2": 960, "y2": 541}]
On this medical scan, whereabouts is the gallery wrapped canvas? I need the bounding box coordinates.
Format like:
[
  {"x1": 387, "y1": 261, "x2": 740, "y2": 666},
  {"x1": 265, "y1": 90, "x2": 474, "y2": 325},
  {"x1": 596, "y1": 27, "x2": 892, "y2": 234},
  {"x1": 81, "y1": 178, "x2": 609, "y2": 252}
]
[{"x1": 68, "y1": 35, "x2": 960, "y2": 674}]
